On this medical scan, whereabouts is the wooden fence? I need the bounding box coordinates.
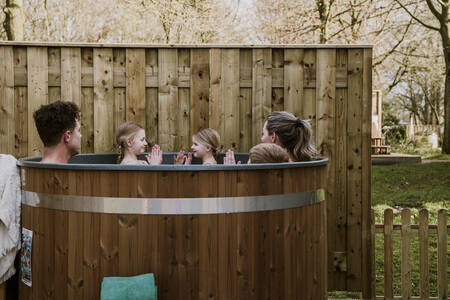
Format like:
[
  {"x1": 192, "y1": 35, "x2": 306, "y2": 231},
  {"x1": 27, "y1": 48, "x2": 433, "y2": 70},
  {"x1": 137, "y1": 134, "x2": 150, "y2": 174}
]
[
  {"x1": 0, "y1": 42, "x2": 372, "y2": 293},
  {"x1": 371, "y1": 208, "x2": 448, "y2": 300}
]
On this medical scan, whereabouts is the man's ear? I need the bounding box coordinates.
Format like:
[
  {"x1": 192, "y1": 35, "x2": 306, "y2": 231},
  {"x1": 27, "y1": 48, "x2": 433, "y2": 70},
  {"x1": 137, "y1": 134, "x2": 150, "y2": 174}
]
[
  {"x1": 271, "y1": 132, "x2": 277, "y2": 144},
  {"x1": 63, "y1": 130, "x2": 71, "y2": 144}
]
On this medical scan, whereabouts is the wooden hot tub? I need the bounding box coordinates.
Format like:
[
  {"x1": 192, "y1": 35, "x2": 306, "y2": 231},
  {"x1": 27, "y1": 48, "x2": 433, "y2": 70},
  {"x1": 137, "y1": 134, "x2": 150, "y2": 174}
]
[{"x1": 18, "y1": 153, "x2": 328, "y2": 300}]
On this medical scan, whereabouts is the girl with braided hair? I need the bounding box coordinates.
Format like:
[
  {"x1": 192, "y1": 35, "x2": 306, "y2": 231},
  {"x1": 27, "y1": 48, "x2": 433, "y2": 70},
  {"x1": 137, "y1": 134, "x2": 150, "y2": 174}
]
[
  {"x1": 261, "y1": 111, "x2": 317, "y2": 161},
  {"x1": 115, "y1": 122, "x2": 162, "y2": 165},
  {"x1": 176, "y1": 128, "x2": 220, "y2": 165}
]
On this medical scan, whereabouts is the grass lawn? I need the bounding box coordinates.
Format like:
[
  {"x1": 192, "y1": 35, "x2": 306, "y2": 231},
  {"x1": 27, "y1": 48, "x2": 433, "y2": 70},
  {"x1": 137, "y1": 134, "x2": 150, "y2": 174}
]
[{"x1": 330, "y1": 161, "x2": 450, "y2": 299}]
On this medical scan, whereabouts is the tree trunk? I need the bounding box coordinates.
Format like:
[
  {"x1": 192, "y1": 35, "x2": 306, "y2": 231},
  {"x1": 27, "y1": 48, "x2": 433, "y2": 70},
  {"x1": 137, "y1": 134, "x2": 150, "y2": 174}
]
[
  {"x1": 441, "y1": 29, "x2": 450, "y2": 153},
  {"x1": 3, "y1": 0, "x2": 24, "y2": 40}
]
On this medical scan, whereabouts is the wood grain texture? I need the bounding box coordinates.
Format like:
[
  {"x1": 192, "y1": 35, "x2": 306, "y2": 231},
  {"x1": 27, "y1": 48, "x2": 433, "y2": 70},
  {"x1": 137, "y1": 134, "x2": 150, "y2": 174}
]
[
  {"x1": 61, "y1": 47, "x2": 81, "y2": 106},
  {"x1": 20, "y1": 165, "x2": 327, "y2": 300},
  {"x1": 0, "y1": 46, "x2": 15, "y2": 155}
]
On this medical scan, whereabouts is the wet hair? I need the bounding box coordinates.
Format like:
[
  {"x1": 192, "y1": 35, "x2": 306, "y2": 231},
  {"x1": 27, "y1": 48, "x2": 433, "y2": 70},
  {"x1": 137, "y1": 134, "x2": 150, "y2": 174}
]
[
  {"x1": 33, "y1": 100, "x2": 80, "y2": 147},
  {"x1": 249, "y1": 143, "x2": 289, "y2": 164},
  {"x1": 115, "y1": 122, "x2": 144, "y2": 163},
  {"x1": 265, "y1": 111, "x2": 317, "y2": 161},
  {"x1": 193, "y1": 128, "x2": 221, "y2": 161}
]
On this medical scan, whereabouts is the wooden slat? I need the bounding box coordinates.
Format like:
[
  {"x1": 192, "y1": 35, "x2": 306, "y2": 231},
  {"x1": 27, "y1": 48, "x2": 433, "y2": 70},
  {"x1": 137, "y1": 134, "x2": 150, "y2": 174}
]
[
  {"x1": 361, "y1": 47, "x2": 373, "y2": 299},
  {"x1": 0, "y1": 46, "x2": 15, "y2": 155},
  {"x1": 14, "y1": 47, "x2": 28, "y2": 158},
  {"x1": 419, "y1": 209, "x2": 430, "y2": 300},
  {"x1": 437, "y1": 209, "x2": 448, "y2": 300},
  {"x1": 375, "y1": 224, "x2": 449, "y2": 233},
  {"x1": 190, "y1": 49, "x2": 210, "y2": 135},
  {"x1": 126, "y1": 48, "x2": 146, "y2": 125},
  {"x1": 222, "y1": 49, "x2": 240, "y2": 151},
  {"x1": 113, "y1": 49, "x2": 126, "y2": 148},
  {"x1": 48, "y1": 47, "x2": 61, "y2": 103},
  {"x1": 370, "y1": 209, "x2": 376, "y2": 300},
  {"x1": 283, "y1": 49, "x2": 303, "y2": 117},
  {"x1": 158, "y1": 49, "x2": 178, "y2": 152},
  {"x1": 384, "y1": 209, "x2": 394, "y2": 300},
  {"x1": 0, "y1": 282, "x2": 5, "y2": 300},
  {"x1": 68, "y1": 211, "x2": 84, "y2": 299},
  {"x1": 61, "y1": 48, "x2": 81, "y2": 106},
  {"x1": 81, "y1": 48, "x2": 94, "y2": 153},
  {"x1": 252, "y1": 49, "x2": 272, "y2": 146},
  {"x1": 145, "y1": 49, "x2": 158, "y2": 147},
  {"x1": 401, "y1": 209, "x2": 411, "y2": 300},
  {"x1": 27, "y1": 47, "x2": 48, "y2": 156},
  {"x1": 209, "y1": 49, "x2": 222, "y2": 134},
  {"x1": 93, "y1": 48, "x2": 114, "y2": 153},
  {"x1": 178, "y1": 49, "x2": 190, "y2": 151},
  {"x1": 302, "y1": 49, "x2": 316, "y2": 142},
  {"x1": 272, "y1": 49, "x2": 284, "y2": 113},
  {"x1": 239, "y1": 49, "x2": 252, "y2": 153},
  {"x1": 346, "y1": 48, "x2": 363, "y2": 290}
]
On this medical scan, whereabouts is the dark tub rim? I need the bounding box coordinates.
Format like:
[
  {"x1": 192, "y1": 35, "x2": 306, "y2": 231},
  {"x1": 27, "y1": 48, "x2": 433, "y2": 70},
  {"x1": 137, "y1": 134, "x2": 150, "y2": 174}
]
[{"x1": 18, "y1": 152, "x2": 328, "y2": 171}]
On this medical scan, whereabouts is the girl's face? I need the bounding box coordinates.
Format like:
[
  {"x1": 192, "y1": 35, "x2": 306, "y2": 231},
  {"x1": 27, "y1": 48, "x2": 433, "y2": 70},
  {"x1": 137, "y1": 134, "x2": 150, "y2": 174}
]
[
  {"x1": 191, "y1": 137, "x2": 210, "y2": 158},
  {"x1": 261, "y1": 121, "x2": 274, "y2": 144},
  {"x1": 128, "y1": 129, "x2": 147, "y2": 155}
]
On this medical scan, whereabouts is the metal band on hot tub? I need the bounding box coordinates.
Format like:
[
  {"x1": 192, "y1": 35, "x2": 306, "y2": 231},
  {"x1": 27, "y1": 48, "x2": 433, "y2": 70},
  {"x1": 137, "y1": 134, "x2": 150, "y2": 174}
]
[{"x1": 21, "y1": 189, "x2": 325, "y2": 215}]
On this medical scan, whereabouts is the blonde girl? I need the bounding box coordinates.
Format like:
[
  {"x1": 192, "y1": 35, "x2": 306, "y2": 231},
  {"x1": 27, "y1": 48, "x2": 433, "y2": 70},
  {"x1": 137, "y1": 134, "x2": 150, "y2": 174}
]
[
  {"x1": 175, "y1": 128, "x2": 220, "y2": 165},
  {"x1": 261, "y1": 111, "x2": 316, "y2": 161},
  {"x1": 115, "y1": 122, "x2": 162, "y2": 165}
]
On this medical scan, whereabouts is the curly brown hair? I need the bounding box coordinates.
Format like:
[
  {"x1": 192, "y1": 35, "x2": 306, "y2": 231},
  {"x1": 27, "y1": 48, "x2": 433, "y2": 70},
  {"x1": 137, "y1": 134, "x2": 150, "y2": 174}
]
[
  {"x1": 249, "y1": 143, "x2": 289, "y2": 164},
  {"x1": 33, "y1": 101, "x2": 80, "y2": 147}
]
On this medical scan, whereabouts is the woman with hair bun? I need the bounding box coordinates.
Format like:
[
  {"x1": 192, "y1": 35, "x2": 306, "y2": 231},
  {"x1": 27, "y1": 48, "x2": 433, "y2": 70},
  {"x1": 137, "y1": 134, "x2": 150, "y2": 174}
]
[{"x1": 261, "y1": 111, "x2": 317, "y2": 161}]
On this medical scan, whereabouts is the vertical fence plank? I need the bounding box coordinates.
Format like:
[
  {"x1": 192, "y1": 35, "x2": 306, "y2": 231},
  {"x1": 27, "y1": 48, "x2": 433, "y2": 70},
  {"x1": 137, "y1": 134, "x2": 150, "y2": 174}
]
[
  {"x1": 190, "y1": 49, "x2": 209, "y2": 137},
  {"x1": 93, "y1": 48, "x2": 114, "y2": 153},
  {"x1": 61, "y1": 47, "x2": 81, "y2": 106},
  {"x1": 222, "y1": 49, "x2": 240, "y2": 151},
  {"x1": 27, "y1": 47, "x2": 48, "y2": 156},
  {"x1": 209, "y1": 49, "x2": 222, "y2": 135},
  {"x1": 384, "y1": 208, "x2": 393, "y2": 300},
  {"x1": 370, "y1": 209, "x2": 376, "y2": 300},
  {"x1": 272, "y1": 49, "x2": 284, "y2": 112},
  {"x1": 401, "y1": 209, "x2": 411, "y2": 300},
  {"x1": 252, "y1": 49, "x2": 272, "y2": 146},
  {"x1": 126, "y1": 48, "x2": 146, "y2": 126},
  {"x1": 302, "y1": 49, "x2": 316, "y2": 144},
  {"x1": 158, "y1": 49, "x2": 178, "y2": 152},
  {"x1": 283, "y1": 49, "x2": 303, "y2": 117},
  {"x1": 81, "y1": 48, "x2": 94, "y2": 153},
  {"x1": 361, "y1": 47, "x2": 373, "y2": 299},
  {"x1": 178, "y1": 49, "x2": 190, "y2": 150},
  {"x1": 419, "y1": 209, "x2": 430, "y2": 300},
  {"x1": 48, "y1": 47, "x2": 61, "y2": 103},
  {"x1": 347, "y1": 48, "x2": 363, "y2": 290},
  {"x1": 145, "y1": 49, "x2": 158, "y2": 146},
  {"x1": 0, "y1": 46, "x2": 15, "y2": 155},
  {"x1": 332, "y1": 48, "x2": 348, "y2": 290},
  {"x1": 239, "y1": 49, "x2": 252, "y2": 153},
  {"x1": 113, "y1": 49, "x2": 126, "y2": 146},
  {"x1": 437, "y1": 209, "x2": 448, "y2": 300},
  {"x1": 14, "y1": 47, "x2": 28, "y2": 158}
]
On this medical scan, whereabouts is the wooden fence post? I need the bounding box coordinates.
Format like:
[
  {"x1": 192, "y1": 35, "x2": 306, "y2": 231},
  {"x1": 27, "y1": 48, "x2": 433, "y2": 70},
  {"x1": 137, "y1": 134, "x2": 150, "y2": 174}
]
[
  {"x1": 384, "y1": 208, "x2": 393, "y2": 300},
  {"x1": 437, "y1": 209, "x2": 448, "y2": 300},
  {"x1": 401, "y1": 209, "x2": 411, "y2": 300},
  {"x1": 419, "y1": 209, "x2": 430, "y2": 299}
]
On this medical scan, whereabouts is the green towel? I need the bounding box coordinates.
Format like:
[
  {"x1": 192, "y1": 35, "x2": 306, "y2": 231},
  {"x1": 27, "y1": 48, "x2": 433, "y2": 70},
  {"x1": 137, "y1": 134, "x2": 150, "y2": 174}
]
[{"x1": 101, "y1": 273, "x2": 157, "y2": 300}]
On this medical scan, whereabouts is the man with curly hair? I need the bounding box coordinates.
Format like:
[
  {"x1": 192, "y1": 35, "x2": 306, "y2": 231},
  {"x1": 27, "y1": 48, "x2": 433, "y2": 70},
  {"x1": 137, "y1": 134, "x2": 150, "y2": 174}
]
[{"x1": 33, "y1": 100, "x2": 82, "y2": 163}]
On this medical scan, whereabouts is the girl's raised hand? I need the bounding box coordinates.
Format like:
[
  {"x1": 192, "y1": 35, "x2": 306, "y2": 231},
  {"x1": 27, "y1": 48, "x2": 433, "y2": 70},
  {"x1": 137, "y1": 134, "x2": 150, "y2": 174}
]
[
  {"x1": 173, "y1": 151, "x2": 186, "y2": 165},
  {"x1": 185, "y1": 152, "x2": 192, "y2": 165},
  {"x1": 224, "y1": 149, "x2": 236, "y2": 165},
  {"x1": 147, "y1": 144, "x2": 163, "y2": 165}
]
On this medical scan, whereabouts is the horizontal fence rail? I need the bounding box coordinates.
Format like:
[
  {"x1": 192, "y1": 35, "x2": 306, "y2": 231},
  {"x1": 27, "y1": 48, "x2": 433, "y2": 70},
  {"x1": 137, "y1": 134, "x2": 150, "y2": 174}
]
[{"x1": 372, "y1": 208, "x2": 448, "y2": 300}]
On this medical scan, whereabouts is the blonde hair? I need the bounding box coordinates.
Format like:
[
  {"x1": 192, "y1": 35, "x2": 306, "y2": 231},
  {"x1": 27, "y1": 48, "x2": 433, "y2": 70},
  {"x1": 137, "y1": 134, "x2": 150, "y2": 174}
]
[
  {"x1": 249, "y1": 143, "x2": 289, "y2": 164},
  {"x1": 266, "y1": 111, "x2": 317, "y2": 161},
  {"x1": 193, "y1": 128, "x2": 221, "y2": 161},
  {"x1": 115, "y1": 122, "x2": 144, "y2": 163}
]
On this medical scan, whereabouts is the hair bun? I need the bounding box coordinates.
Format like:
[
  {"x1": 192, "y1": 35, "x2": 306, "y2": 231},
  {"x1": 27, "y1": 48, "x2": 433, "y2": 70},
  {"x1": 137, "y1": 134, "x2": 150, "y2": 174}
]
[{"x1": 295, "y1": 119, "x2": 302, "y2": 128}]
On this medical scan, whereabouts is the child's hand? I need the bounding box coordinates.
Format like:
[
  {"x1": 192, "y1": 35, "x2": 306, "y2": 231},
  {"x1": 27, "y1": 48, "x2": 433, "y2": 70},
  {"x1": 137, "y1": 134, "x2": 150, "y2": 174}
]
[
  {"x1": 173, "y1": 151, "x2": 186, "y2": 165},
  {"x1": 147, "y1": 144, "x2": 163, "y2": 165},
  {"x1": 224, "y1": 149, "x2": 236, "y2": 165},
  {"x1": 185, "y1": 152, "x2": 192, "y2": 165}
]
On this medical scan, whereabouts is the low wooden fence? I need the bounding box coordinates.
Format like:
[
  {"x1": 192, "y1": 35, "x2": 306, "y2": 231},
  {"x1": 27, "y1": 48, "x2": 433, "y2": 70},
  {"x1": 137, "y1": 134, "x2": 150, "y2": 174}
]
[
  {"x1": 371, "y1": 208, "x2": 448, "y2": 300},
  {"x1": 406, "y1": 125, "x2": 440, "y2": 140}
]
